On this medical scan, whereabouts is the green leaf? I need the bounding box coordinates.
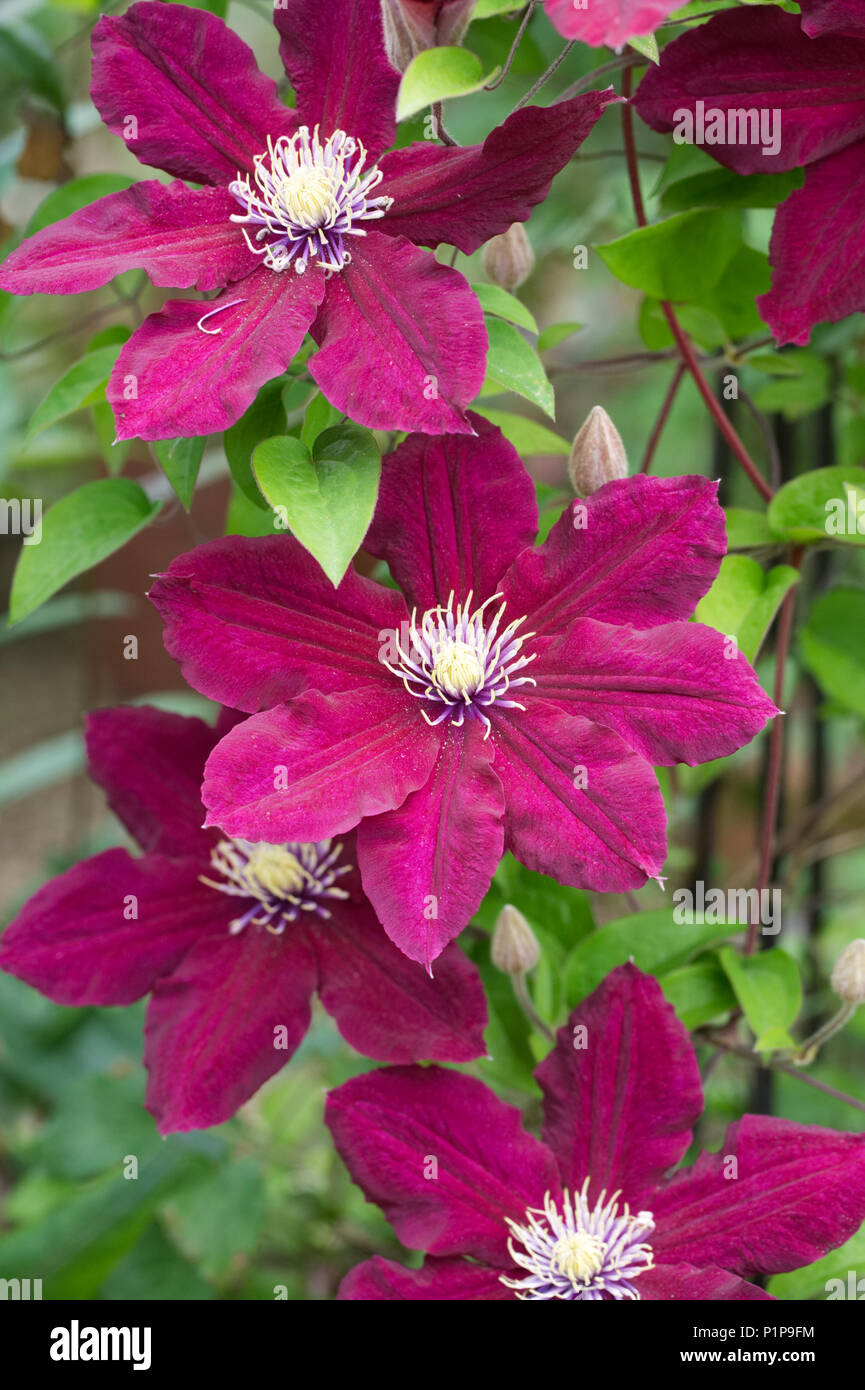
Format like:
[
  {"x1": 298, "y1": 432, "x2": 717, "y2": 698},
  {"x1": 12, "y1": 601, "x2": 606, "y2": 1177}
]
[
  {"x1": 597, "y1": 210, "x2": 741, "y2": 303},
  {"x1": 37, "y1": 1075, "x2": 160, "y2": 1181},
  {"x1": 253, "y1": 423, "x2": 381, "y2": 586},
  {"x1": 484, "y1": 316, "x2": 555, "y2": 418},
  {"x1": 564, "y1": 910, "x2": 737, "y2": 1008},
  {"x1": 719, "y1": 946, "x2": 802, "y2": 1051},
  {"x1": 397, "y1": 47, "x2": 493, "y2": 120},
  {"x1": 660, "y1": 168, "x2": 802, "y2": 213},
  {"x1": 694, "y1": 554, "x2": 799, "y2": 664},
  {"x1": 9, "y1": 479, "x2": 161, "y2": 625},
  {"x1": 767, "y1": 465, "x2": 865, "y2": 546},
  {"x1": 472, "y1": 282, "x2": 538, "y2": 333},
  {"x1": 25, "y1": 175, "x2": 134, "y2": 237},
  {"x1": 26, "y1": 345, "x2": 122, "y2": 439},
  {"x1": 475, "y1": 408, "x2": 570, "y2": 455},
  {"x1": 163, "y1": 1159, "x2": 265, "y2": 1280},
  {"x1": 0, "y1": 25, "x2": 64, "y2": 113},
  {"x1": 0, "y1": 1148, "x2": 202, "y2": 1299},
  {"x1": 101, "y1": 1224, "x2": 215, "y2": 1301},
  {"x1": 223, "y1": 380, "x2": 287, "y2": 508},
  {"x1": 660, "y1": 957, "x2": 737, "y2": 1030},
  {"x1": 752, "y1": 349, "x2": 830, "y2": 420},
  {"x1": 696, "y1": 243, "x2": 769, "y2": 339},
  {"x1": 537, "y1": 321, "x2": 584, "y2": 353},
  {"x1": 628, "y1": 33, "x2": 659, "y2": 63},
  {"x1": 152, "y1": 437, "x2": 205, "y2": 509},
  {"x1": 300, "y1": 390, "x2": 342, "y2": 449},
  {"x1": 474, "y1": 0, "x2": 520, "y2": 14},
  {"x1": 724, "y1": 506, "x2": 773, "y2": 549},
  {"x1": 800, "y1": 587, "x2": 865, "y2": 719}
]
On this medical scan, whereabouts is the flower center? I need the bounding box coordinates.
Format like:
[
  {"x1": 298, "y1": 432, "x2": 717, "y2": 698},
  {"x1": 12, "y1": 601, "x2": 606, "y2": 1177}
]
[
  {"x1": 200, "y1": 838, "x2": 351, "y2": 935},
  {"x1": 383, "y1": 590, "x2": 537, "y2": 740},
  {"x1": 501, "y1": 1182, "x2": 655, "y2": 1301},
  {"x1": 431, "y1": 640, "x2": 484, "y2": 699},
  {"x1": 550, "y1": 1230, "x2": 606, "y2": 1284},
  {"x1": 228, "y1": 125, "x2": 392, "y2": 274}
]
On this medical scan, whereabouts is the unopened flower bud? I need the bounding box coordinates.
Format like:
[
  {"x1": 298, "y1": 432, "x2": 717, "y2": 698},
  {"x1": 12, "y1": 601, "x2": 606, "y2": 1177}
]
[
  {"x1": 491, "y1": 904, "x2": 540, "y2": 976},
  {"x1": 568, "y1": 405, "x2": 629, "y2": 496},
  {"x1": 481, "y1": 222, "x2": 535, "y2": 292},
  {"x1": 382, "y1": 0, "x2": 476, "y2": 73},
  {"x1": 831, "y1": 938, "x2": 865, "y2": 1004}
]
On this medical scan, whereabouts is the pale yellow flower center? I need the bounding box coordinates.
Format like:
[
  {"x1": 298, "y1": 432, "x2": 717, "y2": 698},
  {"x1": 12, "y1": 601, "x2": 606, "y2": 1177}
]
[
  {"x1": 275, "y1": 166, "x2": 341, "y2": 230},
  {"x1": 431, "y1": 640, "x2": 485, "y2": 699},
  {"x1": 550, "y1": 1230, "x2": 606, "y2": 1286}
]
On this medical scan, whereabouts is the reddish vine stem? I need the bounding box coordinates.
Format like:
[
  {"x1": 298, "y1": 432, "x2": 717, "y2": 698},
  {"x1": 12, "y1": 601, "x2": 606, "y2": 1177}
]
[
  {"x1": 619, "y1": 68, "x2": 773, "y2": 504},
  {"x1": 640, "y1": 363, "x2": 685, "y2": 473},
  {"x1": 745, "y1": 549, "x2": 804, "y2": 954},
  {"x1": 701, "y1": 1031, "x2": 865, "y2": 1117}
]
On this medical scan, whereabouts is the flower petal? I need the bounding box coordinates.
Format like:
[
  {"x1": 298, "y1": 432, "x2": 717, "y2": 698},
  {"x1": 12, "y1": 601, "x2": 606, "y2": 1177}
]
[
  {"x1": 634, "y1": 7, "x2": 865, "y2": 176},
  {"x1": 364, "y1": 416, "x2": 538, "y2": 613},
  {"x1": 144, "y1": 925, "x2": 317, "y2": 1133},
  {"x1": 274, "y1": 0, "x2": 399, "y2": 160},
  {"x1": 356, "y1": 720, "x2": 505, "y2": 967},
  {"x1": 0, "y1": 183, "x2": 257, "y2": 297},
  {"x1": 339, "y1": 1255, "x2": 509, "y2": 1301},
  {"x1": 150, "y1": 534, "x2": 407, "y2": 712},
  {"x1": 202, "y1": 688, "x2": 440, "y2": 843},
  {"x1": 311, "y1": 900, "x2": 487, "y2": 1060},
  {"x1": 534, "y1": 618, "x2": 778, "y2": 767},
  {"x1": 651, "y1": 1115, "x2": 865, "y2": 1277},
  {"x1": 758, "y1": 147, "x2": 865, "y2": 346},
  {"x1": 0, "y1": 850, "x2": 228, "y2": 1006},
  {"x1": 378, "y1": 92, "x2": 617, "y2": 253},
  {"x1": 308, "y1": 232, "x2": 486, "y2": 436},
  {"x1": 91, "y1": 0, "x2": 296, "y2": 184},
  {"x1": 489, "y1": 700, "x2": 666, "y2": 892},
  {"x1": 640, "y1": 1264, "x2": 773, "y2": 1301},
  {"x1": 545, "y1": 0, "x2": 681, "y2": 47},
  {"x1": 325, "y1": 1064, "x2": 560, "y2": 1264},
  {"x1": 85, "y1": 705, "x2": 220, "y2": 857},
  {"x1": 500, "y1": 476, "x2": 726, "y2": 637},
  {"x1": 800, "y1": 0, "x2": 865, "y2": 39},
  {"x1": 535, "y1": 964, "x2": 703, "y2": 1200},
  {"x1": 109, "y1": 264, "x2": 325, "y2": 441}
]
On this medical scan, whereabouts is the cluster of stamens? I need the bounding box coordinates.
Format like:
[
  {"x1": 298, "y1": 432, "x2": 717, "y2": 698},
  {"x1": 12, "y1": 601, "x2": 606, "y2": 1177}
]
[
  {"x1": 383, "y1": 590, "x2": 537, "y2": 739},
  {"x1": 501, "y1": 1182, "x2": 655, "y2": 1300},
  {"x1": 228, "y1": 125, "x2": 392, "y2": 274},
  {"x1": 200, "y1": 838, "x2": 351, "y2": 935}
]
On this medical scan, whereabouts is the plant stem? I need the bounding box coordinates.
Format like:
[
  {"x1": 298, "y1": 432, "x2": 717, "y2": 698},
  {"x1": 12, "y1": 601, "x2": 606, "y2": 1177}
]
[
  {"x1": 515, "y1": 41, "x2": 576, "y2": 110},
  {"x1": 619, "y1": 67, "x2": 773, "y2": 503},
  {"x1": 745, "y1": 549, "x2": 802, "y2": 954},
  {"x1": 512, "y1": 973, "x2": 555, "y2": 1043},
  {"x1": 485, "y1": 1, "x2": 538, "y2": 91},
  {"x1": 641, "y1": 364, "x2": 685, "y2": 472},
  {"x1": 702, "y1": 1030, "x2": 865, "y2": 1116}
]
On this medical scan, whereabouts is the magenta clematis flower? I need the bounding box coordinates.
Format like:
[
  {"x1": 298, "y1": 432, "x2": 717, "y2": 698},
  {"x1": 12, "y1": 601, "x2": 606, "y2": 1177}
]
[
  {"x1": 0, "y1": 705, "x2": 487, "y2": 1133},
  {"x1": 544, "y1": 0, "x2": 682, "y2": 50},
  {"x1": 635, "y1": 4, "x2": 865, "y2": 346},
  {"x1": 0, "y1": 0, "x2": 615, "y2": 441},
  {"x1": 326, "y1": 964, "x2": 865, "y2": 1301},
  {"x1": 149, "y1": 417, "x2": 776, "y2": 968}
]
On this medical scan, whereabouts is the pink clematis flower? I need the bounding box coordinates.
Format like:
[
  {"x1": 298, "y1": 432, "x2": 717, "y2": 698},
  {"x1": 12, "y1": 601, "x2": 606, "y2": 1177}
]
[
  {"x1": 326, "y1": 964, "x2": 865, "y2": 1301},
  {"x1": 149, "y1": 417, "x2": 776, "y2": 969},
  {"x1": 544, "y1": 0, "x2": 682, "y2": 51},
  {"x1": 635, "y1": 4, "x2": 865, "y2": 346},
  {"x1": 0, "y1": 705, "x2": 487, "y2": 1133},
  {"x1": 0, "y1": 0, "x2": 615, "y2": 440}
]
